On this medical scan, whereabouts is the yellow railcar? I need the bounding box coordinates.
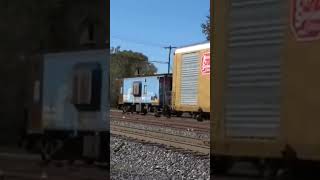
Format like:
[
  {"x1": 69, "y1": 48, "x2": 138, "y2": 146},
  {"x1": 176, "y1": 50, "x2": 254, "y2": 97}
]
[
  {"x1": 172, "y1": 42, "x2": 210, "y2": 120},
  {"x1": 212, "y1": 0, "x2": 320, "y2": 177}
]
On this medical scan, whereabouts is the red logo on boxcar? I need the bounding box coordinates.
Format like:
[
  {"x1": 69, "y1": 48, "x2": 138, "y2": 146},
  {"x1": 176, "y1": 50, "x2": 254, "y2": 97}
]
[
  {"x1": 201, "y1": 52, "x2": 210, "y2": 75},
  {"x1": 291, "y1": 0, "x2": 320, "y2": 41}
]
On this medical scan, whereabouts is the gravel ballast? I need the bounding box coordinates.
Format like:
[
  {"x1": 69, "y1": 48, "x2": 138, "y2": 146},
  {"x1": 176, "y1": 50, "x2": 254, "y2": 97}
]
[{"x1": 111, "y1": 135, "x2": 210, "y2": 180}]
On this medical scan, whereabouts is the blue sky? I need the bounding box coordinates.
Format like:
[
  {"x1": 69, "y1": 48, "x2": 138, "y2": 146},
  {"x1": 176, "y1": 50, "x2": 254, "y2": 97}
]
[{"x1": 111, "y1": 0, "x2": 210, "y2": 74}]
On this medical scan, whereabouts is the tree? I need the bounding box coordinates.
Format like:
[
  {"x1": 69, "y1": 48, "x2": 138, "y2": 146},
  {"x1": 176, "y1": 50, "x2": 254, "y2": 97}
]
[
  {"x1": 111, "y1": 46, "x2": 121, "y2": 54},
  {"x1": 110, "y1": 47, "x2": 157, "y2": 106},
  {"x1": 201, "y1": 14, "x2": 210, "y2": 41}
]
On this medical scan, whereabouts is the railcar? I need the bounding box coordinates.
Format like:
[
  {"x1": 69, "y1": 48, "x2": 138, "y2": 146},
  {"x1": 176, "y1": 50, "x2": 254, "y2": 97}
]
[
  {"x1": 212, "y1": 0, "x2": 320, "y2": 178},
  {"x1": 172, "y1": 42, "x2": 210, "y2": 121},
  {"x1": 120, "y1": 74, "x2": 172, "y2": 115},
  {"x1": 23, "y1": 49, "x2": 109, "y2": 163}
]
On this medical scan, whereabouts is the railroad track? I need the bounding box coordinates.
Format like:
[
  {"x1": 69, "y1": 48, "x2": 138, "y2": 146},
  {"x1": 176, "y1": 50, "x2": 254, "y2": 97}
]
[
  {"x1": 110, "y1": 112, "x2": 210, "y2": 133},
  {"x1": 111, "y1": 124, "x2": 210, "y2": 154}
]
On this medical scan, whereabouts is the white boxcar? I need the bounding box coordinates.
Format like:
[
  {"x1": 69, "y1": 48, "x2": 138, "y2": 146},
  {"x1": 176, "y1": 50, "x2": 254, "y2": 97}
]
[{"x1": 25, "y1": 49, "x2": 109, "y2": 163}]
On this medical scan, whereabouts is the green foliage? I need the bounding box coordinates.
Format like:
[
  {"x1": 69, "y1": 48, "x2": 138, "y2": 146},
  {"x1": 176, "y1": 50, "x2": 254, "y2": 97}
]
[
  {"x1": 110, "y1": 47, "x2": 157, "y2": 106},
  {"x1": 201, "y1": 14, "x2": 210, "y2": 41}
]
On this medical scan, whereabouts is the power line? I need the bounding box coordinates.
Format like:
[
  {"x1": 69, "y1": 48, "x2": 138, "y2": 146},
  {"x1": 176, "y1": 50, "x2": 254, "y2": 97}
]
[
  {"x1": 149, "y1": 60, "x2": 168, "y2": 64},
  {"x1": 111, "y1": 36, "x2": 178, "y2": 73},
  {"x1": 111, "y1": 35, "x2": 167, "y2": 48}
]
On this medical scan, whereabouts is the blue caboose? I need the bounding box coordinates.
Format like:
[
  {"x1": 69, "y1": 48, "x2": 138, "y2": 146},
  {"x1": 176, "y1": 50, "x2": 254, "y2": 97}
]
[{"x1": 120, "y1": 74, "x2": 172, "y2": 114}]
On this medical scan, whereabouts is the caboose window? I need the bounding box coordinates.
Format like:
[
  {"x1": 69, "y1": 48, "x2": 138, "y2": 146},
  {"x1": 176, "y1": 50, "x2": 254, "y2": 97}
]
[
  {"x1": 133, "y1": 83, "x2": 139, "y2": 95},
  {"x1": 133, "y1": 81, "x2": 142, "y2": 96},
  {"x1": 143, "y1": 85, "x2": 147, "y2": 95},
  {"x1": 33, "y1": 80, "x2": 40, "y2": 103},
  {"x1": 72, "y1": 63, "x2": 102, "y2": 111},
  {"x1": 74, "y1": 69, "x2": 92, "y2": 104}
]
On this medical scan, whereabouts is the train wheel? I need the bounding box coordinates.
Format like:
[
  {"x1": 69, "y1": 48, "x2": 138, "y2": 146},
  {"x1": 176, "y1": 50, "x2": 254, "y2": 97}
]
[
  {"x1": 193, "y1": 113, "x2": 197, "y2": 119},
  {"x1": 263, "y1": 166, "x2": 294, "y2": 180},
  {"x1": 166, "y1": 107, "x2": 172, "y2": 118},
  {"x1": 212, "y1": 157, "x2": 233, "y2": 175},
  {"x1": 142, "y1": 106, "x2": 148, "y2": 115},
  {"x1": 275, "y1": 168, "x2": 294, "y2": 180},
  {"x1": 155, "y1": 112, "x2": 161, "y2": 117},
  {"x1": 260, "y1": 159, "x2": 294, "y2": 180},
  {"x1": 162, "y1": 105, "x2": 170, "y2": 118},
  {"x1": 123, "y1": 105, "x2": 130, "y2": 113},
  {"x1": 67, "y1": 159, "x2": 75, "y2": 165},
  {"x1": 197, "y1": 108, "x2": 204, "y2": 122},
  {"x1": 166, "y1": 112, "x2": 171, "y2": 118},
  {"x1": 21, "y1": 138, "x2": 31, "y2": 152},
  {"x1": 154, "y1": 109, "x2": 161, "y2": 117},
  {"x1": 85, "y1": 159, "x2": 95, "y2": 165},
  {"x1": 263, "y1": 166, "x2": 278, "y2": 180},
  {"x1": 41, "y1": 140, "x2": 55, "y2": 162},
  {"x1": 196, "y1": 114, "x2": 203, "y2": 122},
  {"x1": 136, "y1": 105, "x2": 140, "y2": 114},
  {"x1": 176, "y1": 111, "x2": 183, "y2": 117}
]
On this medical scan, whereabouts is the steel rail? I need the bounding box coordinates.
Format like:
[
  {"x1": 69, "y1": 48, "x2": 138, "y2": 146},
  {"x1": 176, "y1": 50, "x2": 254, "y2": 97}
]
[
  {"x1": 111, "y1": 118, "x2": 209, "y2": 133},
  {"x1": 110, "y1": 114, "x2": 210, "y2": 132}
]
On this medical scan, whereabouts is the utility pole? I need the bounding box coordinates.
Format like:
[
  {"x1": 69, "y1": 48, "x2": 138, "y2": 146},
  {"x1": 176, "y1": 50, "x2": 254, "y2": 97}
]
[
  {"x1": 163, "y1": 45, "x2": 177, "y2": 115},
  {"x1": 164, "y1": 46, "x2": 177, "y2": 74}
]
